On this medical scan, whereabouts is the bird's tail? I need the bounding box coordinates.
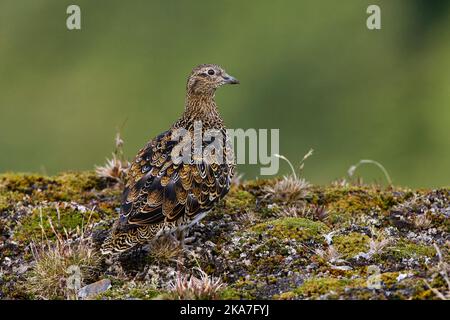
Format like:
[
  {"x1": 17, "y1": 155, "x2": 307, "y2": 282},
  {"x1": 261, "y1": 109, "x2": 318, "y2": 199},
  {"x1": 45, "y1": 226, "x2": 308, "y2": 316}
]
[{"x1": 100, "y1": 225, "x2": 154, "y2": 255}]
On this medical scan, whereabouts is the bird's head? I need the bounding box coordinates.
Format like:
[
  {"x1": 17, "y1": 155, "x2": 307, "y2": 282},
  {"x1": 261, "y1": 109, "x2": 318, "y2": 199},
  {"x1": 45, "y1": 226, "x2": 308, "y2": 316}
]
[{"x1": 186, "y1": 64, "x2": 239, "y2": 96}]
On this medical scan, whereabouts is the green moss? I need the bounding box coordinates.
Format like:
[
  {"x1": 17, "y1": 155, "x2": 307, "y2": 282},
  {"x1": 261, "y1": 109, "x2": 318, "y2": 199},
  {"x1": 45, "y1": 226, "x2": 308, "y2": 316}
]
[
  {"x1": 0, "y1": 194, "x2": 11, "y2": 212},
  {"x1": 0, "y1": 274, "x2": 32, "y2": 299},
  {"x1": 252, "y1": 217, "x2": 329, "y2": 241},
  {"x1": 0, "y1": 171, "x2": 108, "y2": 203},
  {"x1": 226, "y1": 279, "x2": 257, "y2": 299},
  {"x1": 381, "y1": 274, "x2": 437, "y2": 299},
  {"x1": 317, "y1": 186, "x2": 402, "y2": 215},
  {"x1": 219, "y1": 288, "x2": 242, "y2": 300},
  {"x1": 241, "y1": 179, "x2": 273, "y2": 197},
  {"x1": 96, "y1": 284, "x2": 161, "y2": 300},
  {"x1": 55, "y1": 171, "x2": 104, "y2": 192},
  {"x1": 383, "y1": 241, "x2": 436, "y2": 260},
  {"x1": 295, "y1": 277, "x2": 366, "y2": 298},
  {"x1": 14, "y1": 206, "x2": 101, "y2": 243},
  {"x1": 43, "y1": 172, "x2": 107, "y2": 202},
  {"x1": 333, "y1": 232, "x2": 370, "y2": 258},
  {"x1": 128, "y1": 287, "x2": 160, "y2": 299},
  {"x1": 274, "y1": 291, "x2": 297, "y2": 300},
  {"x1": 251, "y1": 254, "x2": 286, "y2": 274},
  {"x1": 222, "y1": 188, "x2": 255, "y2": 214},
  {"x1": 0, "y1": 173, "x2": 53, "y2": 193},
  {"x1": 328, "y1": 211, "x2": 353, "y2": 225},
  {"x1": 379, "y1": 272, "x2": 400, "y2": 288},
  {"x1": 0, "y1": 172, "x2": 116, "y2": 244}
]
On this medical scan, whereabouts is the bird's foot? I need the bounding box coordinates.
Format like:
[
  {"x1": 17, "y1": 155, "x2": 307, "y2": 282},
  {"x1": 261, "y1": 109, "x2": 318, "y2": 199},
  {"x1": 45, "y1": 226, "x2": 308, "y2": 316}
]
[
  {"x1": 183, "y1": 236, "x2": 196, "y2": 245},
  {"x1": 178, "y1": 236, "x2": 197, "y2": 252},
  {"x1": 169, "y1": 230, "x2": 197, "y2": 251}
]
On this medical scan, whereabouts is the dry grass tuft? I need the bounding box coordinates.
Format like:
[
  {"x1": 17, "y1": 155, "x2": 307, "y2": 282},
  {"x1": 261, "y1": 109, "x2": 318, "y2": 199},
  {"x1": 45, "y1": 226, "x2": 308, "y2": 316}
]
[
  {"x1": 330, "y1": 178, "x2": 350, "y2": 187},
  {"x1": 309, "y1": 204, "x2": 329, "y2": 221},
  {"x1": 264, "y1": 149, "x2": 313, "y2": 201},
  {"x1": 148, "y1": 235, "x2": 183, "y2": 263},
  {"x1": 95, "y1": 131, "x2": 130, "y2": 184},
  {"x1": 278, "y1": 204, "x2": 329, "y2": 221},
  {"x1": 236, "y1": 210, "x2": 258, "y2": 225},
  {"x1": 367, "y1": 238, "x2": 390, "y2": 256},
  {"x1": 279, "y1": 205, "x2": 305, "y2": 218},
  {"x1": 95, "y1": 153, "x2": 129, "y2": 183},
  {"x1": 26, "y1": 208, "x2": 101, "y2": 300},
  {"x1": 167, "y1": 267, "x2": 225, "y2": 300},
  {"x1": 230, "y1": 172, "x2": 244, "y2": 186},
  {"x1": 366, "y1": 228, "x2": 391, "y2": 257},
  {"x1": 315, "y1": 245, "x2": 344, "y2": 264},
  {"x1": 264, "y1": 176, "x2": 311, "y2": 201},
  {"x1": 413, "y1": 214, "x2": 432, "y2": 229}
]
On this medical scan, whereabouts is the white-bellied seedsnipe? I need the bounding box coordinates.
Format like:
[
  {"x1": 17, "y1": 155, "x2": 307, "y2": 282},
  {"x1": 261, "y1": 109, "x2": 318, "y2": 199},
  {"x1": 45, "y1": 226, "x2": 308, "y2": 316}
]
[{"x1": 101, "y1": 64, "x2": 239, "y2": 255}]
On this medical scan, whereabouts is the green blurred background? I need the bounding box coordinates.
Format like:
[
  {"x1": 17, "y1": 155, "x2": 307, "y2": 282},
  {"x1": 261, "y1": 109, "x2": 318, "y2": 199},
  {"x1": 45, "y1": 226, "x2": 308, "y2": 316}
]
[{"x1": 0, "y1": 0, "x2": 449, "y2": 187}]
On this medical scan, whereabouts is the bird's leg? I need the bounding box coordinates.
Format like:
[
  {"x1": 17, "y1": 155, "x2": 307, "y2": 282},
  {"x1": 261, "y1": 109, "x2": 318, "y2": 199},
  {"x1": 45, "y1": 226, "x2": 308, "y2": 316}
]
[
  {"x1": 178, "y1": 229, "x2": 186, "y2": 246},
  {"x1": 176, "y1": 211, "x2": 206, "y2": 247},
  {"x1": 164, "y1": 230, "x2": 182, "y2": 247},
  {"x1": 183, "y1": 233, "x2": 196, "y2": 245},
  {"x1": 174, "y1": 228, "x2": 196, "y2": 250}
]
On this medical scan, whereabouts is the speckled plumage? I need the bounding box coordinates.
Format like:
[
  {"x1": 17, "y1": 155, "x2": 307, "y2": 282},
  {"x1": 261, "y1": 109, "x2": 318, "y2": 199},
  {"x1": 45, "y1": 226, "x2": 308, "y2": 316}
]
[{"x1": 101, "y1": 64, "x2": 239, "y2": 254}]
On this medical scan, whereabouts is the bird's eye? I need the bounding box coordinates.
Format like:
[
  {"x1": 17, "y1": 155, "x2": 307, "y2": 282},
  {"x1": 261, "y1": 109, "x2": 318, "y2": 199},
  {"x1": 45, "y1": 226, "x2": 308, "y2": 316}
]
[{"x1": 207, "y1": 69, "x2": 215, "y2": 75}]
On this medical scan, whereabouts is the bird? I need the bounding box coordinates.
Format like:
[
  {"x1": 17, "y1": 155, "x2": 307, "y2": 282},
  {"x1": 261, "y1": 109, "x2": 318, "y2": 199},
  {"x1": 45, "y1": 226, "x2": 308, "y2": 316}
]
[{"x1": 101, "y1": 64, "x2": 239, "y2": 255}]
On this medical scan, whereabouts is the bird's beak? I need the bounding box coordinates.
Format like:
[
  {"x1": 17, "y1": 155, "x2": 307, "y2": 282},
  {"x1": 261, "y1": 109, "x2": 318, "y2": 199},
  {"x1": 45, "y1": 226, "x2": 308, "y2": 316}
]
[{"x1": 222, "y1": 73, "x2": 240, "y2": 84}]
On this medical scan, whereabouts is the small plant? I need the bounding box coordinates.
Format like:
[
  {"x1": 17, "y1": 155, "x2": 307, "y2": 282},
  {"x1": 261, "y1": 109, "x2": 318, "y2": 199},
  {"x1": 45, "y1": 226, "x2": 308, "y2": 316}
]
[
  {"x1": 315, "y1": 245, "x2": 344, "y2": 264},
  {"x1": 26, "y1": 208, "x2": 101, "y2": 300},
  {"x1": 95, "y1": 131, "x2": 130, "y2": 184},
  {"x1": 167, "y1": 267, "x2": 225, "y2": 300},
  {"x1": 347, "y1": 159, "x2": 392, "y2": 185},
  {"x1": 264, "y1": 149, "x2": 313, "y2": 201},
  {"x1": 330, "y1": 178, "x2": 349, "y2": 187},
  {"x1": 264, "y1": 176, "x2": 311, "y2": 201},
  {"x1": 367, "y1": 238, "x2": 390, "y2": 256},
  {"x1": 148, "y1": 235, "x2": 183, "y2": 264},
  {"x1": 413, "y1": 214, "x2": 432, "y2": 229},
  {"x1": 354, "y1": 229, "x2": 390, "y2": 259},
  {"x1": 230, "y1": 172, "x2": 244, "y2": 186},
  {"x1": 309, "y1": 204, "x2": 329, "y2": 221},
  {"x1": 279, "y1": 205, "x2": 306, "y2": 218},
  {"x1": 278, "y1": 204, "x2": 329, "y2": 221},
  {"x1": 236, "y1": 210, "x2": 258, "y2": 225}
]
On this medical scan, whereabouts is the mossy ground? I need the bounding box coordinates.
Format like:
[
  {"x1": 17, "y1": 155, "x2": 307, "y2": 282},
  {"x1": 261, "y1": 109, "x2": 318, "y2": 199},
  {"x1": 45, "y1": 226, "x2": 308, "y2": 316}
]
[{"x1": 0, "y1": 172, "x2": 448, "y2": 300}]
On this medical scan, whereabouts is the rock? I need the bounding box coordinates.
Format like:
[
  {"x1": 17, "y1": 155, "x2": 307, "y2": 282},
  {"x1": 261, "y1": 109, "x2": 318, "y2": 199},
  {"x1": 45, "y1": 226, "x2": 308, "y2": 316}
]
[
  {"x1": 12, "y1": 264, "x2": 29, "y2": 275},
  {"x1": 78, "y1": 279, "x2": 111, "y2": 299},
  {"x1": 396, "y1": 273, "x2": 410, "y2": 282},
  {"x1": 330, "y1": 265, "x2": 353, "y2": 271},
  {"x1": 2, "y1": 257, "x2": 12, "y2": 267}
]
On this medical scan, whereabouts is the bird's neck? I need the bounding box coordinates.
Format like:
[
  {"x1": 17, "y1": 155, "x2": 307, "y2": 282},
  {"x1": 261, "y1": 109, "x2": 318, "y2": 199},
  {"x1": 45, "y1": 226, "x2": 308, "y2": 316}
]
[{"x1": 177, "y1": 91, "x2": 222, "y2": 128}]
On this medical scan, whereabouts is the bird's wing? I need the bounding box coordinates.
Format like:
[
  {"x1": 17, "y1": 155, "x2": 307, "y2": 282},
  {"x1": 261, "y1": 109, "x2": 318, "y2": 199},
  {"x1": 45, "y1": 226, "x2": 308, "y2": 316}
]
[{"x1": 121, "y1": 129, "x2": 234, "y2": 225}]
